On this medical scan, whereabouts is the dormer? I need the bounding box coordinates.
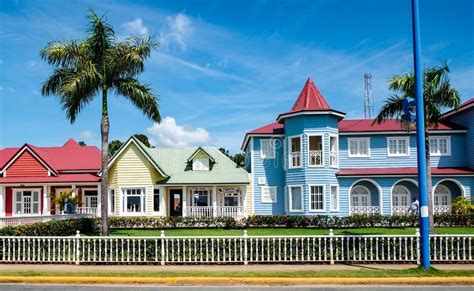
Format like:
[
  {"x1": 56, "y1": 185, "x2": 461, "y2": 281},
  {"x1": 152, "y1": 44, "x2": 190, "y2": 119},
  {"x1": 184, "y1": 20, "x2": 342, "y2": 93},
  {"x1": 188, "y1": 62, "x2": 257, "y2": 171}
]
[{"x1": 187, "y1": 147, "x2": 215, "y2": 171}]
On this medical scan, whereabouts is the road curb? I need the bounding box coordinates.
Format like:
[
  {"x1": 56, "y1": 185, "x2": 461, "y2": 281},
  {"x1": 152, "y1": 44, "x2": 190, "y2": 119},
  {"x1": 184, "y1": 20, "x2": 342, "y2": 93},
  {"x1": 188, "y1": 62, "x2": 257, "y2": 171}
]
[{"x1": 0, "y1": 276, "x2": 473, "y2": 285}]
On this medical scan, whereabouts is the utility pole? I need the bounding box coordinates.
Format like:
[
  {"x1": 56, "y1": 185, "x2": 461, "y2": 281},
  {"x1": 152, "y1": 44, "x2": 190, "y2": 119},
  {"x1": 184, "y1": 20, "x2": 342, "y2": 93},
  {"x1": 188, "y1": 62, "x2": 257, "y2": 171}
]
[
  {"x1": 411, "y1": 0, "x2": 430, "y2": 269},
  {"x1": 363, "y1": 73, "x2": 375, "y2": 119}
]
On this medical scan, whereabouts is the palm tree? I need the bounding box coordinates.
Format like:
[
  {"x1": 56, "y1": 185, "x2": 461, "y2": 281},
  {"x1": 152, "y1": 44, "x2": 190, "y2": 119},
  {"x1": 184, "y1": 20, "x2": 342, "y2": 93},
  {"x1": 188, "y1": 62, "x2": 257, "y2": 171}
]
[
  {"x1": 41, "y1": 9, "x2": 161, "y2": 236},
  {"x1": 374, "y1": 62, "x2": 460, "y2": 232}
]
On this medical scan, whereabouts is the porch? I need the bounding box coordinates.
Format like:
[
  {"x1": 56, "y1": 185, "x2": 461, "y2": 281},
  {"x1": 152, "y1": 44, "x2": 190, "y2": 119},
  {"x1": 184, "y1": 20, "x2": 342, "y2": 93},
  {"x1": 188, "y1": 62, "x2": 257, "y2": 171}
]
[{"x1": 349, "y1": 180, "x2": 382, "y2": 215}]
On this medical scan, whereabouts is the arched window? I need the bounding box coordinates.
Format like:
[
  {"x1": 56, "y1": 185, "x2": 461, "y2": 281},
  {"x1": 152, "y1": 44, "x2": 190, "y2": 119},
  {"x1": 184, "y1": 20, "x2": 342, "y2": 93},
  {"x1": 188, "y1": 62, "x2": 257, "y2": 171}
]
[
  {"x1": 392, "y1": 185, "x2": 410, "y2": 207},
  {"x1": 351, "y1": 185, "x2": 370, "y2": 207},
  {"x1": 434, "y1": 184, "x2": 451, "y2": 207}
]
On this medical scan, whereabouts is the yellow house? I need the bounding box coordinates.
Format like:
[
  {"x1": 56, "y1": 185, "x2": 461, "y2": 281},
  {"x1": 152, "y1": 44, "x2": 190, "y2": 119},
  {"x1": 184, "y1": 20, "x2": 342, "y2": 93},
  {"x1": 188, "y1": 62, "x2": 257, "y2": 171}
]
[{"x1": 107, "y1": 136, "x2": 250, "y2": 218}]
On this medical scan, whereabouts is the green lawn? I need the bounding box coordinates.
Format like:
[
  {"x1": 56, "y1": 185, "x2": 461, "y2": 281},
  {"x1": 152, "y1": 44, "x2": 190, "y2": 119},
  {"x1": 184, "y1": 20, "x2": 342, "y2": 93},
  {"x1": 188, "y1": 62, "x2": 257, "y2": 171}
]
[{"x1": 85, "y1": 227, "x2": 474, "y2": 237}]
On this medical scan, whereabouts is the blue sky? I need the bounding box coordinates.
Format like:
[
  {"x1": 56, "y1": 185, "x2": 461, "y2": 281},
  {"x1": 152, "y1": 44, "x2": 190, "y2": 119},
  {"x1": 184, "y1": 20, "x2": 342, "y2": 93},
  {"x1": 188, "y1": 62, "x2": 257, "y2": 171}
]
[{"x1": 0, "y1": 0, "x2": 473, "y2": 153}]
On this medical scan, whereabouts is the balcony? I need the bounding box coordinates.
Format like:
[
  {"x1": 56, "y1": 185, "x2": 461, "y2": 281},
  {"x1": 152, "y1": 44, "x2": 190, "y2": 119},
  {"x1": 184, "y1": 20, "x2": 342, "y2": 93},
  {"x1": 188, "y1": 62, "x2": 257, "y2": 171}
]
[
  {"x1": 308, "y1": 150, "x2": 323, "y2": 166},
  {"x1": 186, "y1": 206, "x2": 244, "y2": 219},
  {"x1": 350, "y1": 206, "x2": 381, "y2": 215},
  {"x1": 289, "y1": 152, "x2": 301, "y2": 168}
]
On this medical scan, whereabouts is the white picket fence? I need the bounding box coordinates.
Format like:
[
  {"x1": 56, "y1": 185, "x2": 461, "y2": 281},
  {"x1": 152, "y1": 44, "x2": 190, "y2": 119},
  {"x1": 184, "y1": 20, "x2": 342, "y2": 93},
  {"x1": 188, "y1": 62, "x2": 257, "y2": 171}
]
[{"x1": 0, "y1": 230, "x2": 472, "y2": 265}]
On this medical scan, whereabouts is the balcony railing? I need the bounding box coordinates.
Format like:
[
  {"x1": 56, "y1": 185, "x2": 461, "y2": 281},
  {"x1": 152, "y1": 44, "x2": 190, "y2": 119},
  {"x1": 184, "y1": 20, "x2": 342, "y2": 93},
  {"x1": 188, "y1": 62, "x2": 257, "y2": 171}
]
[
  {"x1": 434, "y1": 205, "x2": 451, "y2": 214},
  {"x1": 0, "y1": 213, "x2": 94, "y2": 227},
  {"x1": 289, "y1": 152, "x2": 301, "y2": 168},
  {"x1": 186, "y1": 206, "x2": 244, "y2": 218},
  {"x1": 350, "y1": 206, "x2": 380, "y2": 215},
  {"x1": 392, "y1": 206, "x2": 411, "y2": 215},
  {"x1": 309, "y1": 150, "x2": 323, "y2": 166}
]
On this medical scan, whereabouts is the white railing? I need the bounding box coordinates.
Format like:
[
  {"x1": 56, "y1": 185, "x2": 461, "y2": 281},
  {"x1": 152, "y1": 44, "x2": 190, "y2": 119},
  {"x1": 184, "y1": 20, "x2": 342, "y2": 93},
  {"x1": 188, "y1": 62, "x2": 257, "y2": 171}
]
[
  {"x1": 309, "y1": 150, "x2": 323, "y2": 166},
  {"x1": 434, "y1": 205, "x2": 451, "y2": 214},
  {"x1": 289, "y1": 152, "x2": 301, "y2": 168},
  {"x1": 186, "y1": 206, "x2": 213, "y2": 218},
  {"x1": 0, "y1": 230, "x2": 471, "y2": 265},
  {"x1": 0, "y1": 213, "x2": 93, "y2": 227},
  {"x1": 350, "y1": 206, "x2": 380, "y2": 215},
  {"x1": 186, "y1": 206, "x2": 244, "y2": 218},
  {"x1": 329, "y1": 151, "x2": 337, "y2": 167},
  {"x1": 392, "y1": 206, "x2": 411, "y2": 215},
  {"x1": 76, "y1": 207, "x2": 97, "y2": 215}
]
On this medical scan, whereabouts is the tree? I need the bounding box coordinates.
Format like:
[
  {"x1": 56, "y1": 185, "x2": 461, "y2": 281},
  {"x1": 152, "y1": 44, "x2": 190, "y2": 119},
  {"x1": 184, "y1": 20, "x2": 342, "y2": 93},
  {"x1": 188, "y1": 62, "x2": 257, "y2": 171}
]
[
  {"x1": 233, "y1": 153, "x2": 245, "y2": 167},
  {"x1": 374, "y1": 62, "x2": 460, "y2": 232},
  {"x1": 78, "y1": 141, "x2": 87, "y2": 146},
  {"x1": 41, "y1": 9, "x2": 161, "y2": 236},
  {"x1": 108, "y1": 140, "x2": 123, "y2": 157},
  {"x1": 218, "y1": 147, "x2": 230, "y2": 157},
  {"x1": 134, "y1": 134, "x2": 152, "y2": 147}
]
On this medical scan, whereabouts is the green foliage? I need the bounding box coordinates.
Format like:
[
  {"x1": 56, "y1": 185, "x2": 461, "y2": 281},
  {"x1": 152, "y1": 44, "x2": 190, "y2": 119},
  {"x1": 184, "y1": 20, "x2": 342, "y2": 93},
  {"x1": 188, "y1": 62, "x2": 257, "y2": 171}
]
[
  {"x1": 107, "y1": 216, "x2": 237, "y2": 229},
  {"x1": 0, "y1": 218, "x2": 96, "y2": 236},
  {"x1": 108, "y1": 139, "x2": 123, "y2": 157},
  {"x1": 78, "y1": 141, "x2": 87, "y2": 146},
  {"x1": 451, "y1": 196, "x2": 473, "y2": 215},
  {"x1": 53, "y1": 190, "x2": 80, "y2": 212},
  {"x1": 133, "y1": 134, "x2": 152, "y2": 147}
]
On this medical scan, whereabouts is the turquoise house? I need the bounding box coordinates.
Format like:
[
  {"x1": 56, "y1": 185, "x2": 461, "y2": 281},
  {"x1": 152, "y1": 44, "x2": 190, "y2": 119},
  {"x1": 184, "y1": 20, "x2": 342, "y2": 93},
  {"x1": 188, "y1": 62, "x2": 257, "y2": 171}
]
[{"x1": 242, "y1": 77, "x2": 474, "y2": 216}]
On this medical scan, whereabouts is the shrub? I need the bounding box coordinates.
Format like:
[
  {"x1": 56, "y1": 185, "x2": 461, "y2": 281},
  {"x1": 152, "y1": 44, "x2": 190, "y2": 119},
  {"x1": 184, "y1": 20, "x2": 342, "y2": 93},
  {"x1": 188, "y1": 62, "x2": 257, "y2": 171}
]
[{"x1": 0, "y1": 218, "x2": 96, "y2": 236}]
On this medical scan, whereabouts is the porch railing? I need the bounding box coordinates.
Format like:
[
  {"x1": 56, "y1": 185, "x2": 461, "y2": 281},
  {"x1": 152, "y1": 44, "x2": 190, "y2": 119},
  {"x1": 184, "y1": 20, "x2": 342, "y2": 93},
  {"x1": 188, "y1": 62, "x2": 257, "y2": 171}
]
[
  {"x1": 350, "y1": 206, "x2": 380, "y2": 215},
  {"x1": 0, "y1": 213, "x2": 94, "y2": 227},
  {"x1": 434, "y1": 205, "x2": 451, "y2": 214},
  {"x1": 76, "y1": 207, "x2": 97, "y2": 215},
  {"x1": 186, "y1": 206, "x2": 244, "y2": 218},
  {"x1": 0, "y1": 230, "x2": 471, "y2": 265},
  {"x1": 392, "y1": 206, "x2": 411, "y2": 215},
  {"x1": 308, "y1": 150, "x2": 323, "y2": 166}
]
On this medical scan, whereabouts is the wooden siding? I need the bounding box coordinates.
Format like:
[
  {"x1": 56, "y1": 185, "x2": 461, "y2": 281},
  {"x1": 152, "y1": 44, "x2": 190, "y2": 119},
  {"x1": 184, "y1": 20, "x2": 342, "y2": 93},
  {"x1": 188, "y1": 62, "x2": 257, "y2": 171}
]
[
  {"x1": 107, "y1": 143, "x2": 166, "y2": 216},
  {"x1": 245, "y1": 175, "x2": 253, "y2": 215},
  {"x1": 446, "y1": 109, "x2": 474, "y2": 168},
  {"x1": 6, "y1": 150, "x2": 49, "y2": 177}
]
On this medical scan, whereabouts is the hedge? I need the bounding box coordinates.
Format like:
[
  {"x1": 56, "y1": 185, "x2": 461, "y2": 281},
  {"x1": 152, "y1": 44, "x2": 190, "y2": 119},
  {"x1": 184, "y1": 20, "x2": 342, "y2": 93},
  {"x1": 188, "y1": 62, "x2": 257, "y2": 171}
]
[{"x1": 0, "y1": 217, "x2": 95, "y2": 236}]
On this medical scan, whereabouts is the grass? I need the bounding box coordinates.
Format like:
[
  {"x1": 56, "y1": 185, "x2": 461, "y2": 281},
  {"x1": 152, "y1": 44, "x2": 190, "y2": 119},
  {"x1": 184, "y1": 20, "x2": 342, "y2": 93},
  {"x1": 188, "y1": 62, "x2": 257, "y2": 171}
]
[
  {"x1": 84, "y1": 226, "x2": 474, "y2": 237},
  {"x1": 0, "y1": 267, "x2": 473, "y2": 278}
]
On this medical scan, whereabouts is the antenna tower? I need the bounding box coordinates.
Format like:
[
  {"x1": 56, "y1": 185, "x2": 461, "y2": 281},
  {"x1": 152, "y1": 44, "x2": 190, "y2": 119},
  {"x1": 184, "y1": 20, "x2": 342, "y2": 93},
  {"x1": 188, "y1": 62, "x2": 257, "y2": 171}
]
[{"x1": 364, "y1": 73, "x2": 375, "y2": 119}]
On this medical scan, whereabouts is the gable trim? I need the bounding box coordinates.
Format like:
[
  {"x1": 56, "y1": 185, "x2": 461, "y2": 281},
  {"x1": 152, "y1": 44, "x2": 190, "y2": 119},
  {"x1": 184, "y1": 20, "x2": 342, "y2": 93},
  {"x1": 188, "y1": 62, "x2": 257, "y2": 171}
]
[
  {"x1": 187, "y1": 147, "x2": 215, "y2": 163},
  {"x1": 0, "y1": 145, "x2": 57, "y2": 176}
]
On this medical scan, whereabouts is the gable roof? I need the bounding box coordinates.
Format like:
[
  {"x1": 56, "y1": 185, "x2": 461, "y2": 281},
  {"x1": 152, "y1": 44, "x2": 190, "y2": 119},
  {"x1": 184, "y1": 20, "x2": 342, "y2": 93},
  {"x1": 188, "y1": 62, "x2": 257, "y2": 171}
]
[
  {"x1": 187, "y1": 147, "x2": 215, "y2": 163},
  {"x1": 0, "y1": 144, "x2": 58, "y2": 176}
]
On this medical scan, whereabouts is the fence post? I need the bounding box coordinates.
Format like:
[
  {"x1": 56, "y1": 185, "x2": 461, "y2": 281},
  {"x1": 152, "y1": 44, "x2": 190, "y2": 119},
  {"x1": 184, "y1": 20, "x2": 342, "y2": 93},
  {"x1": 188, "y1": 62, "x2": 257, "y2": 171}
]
[
  {"x1": 75, "y1": 230, "x2": 80, "y2": 265},
  {"x1": 160, "y1": 230, "x2": 165, "y2": 266},
  {"x1": 243, "y1": 230, "x2": 248, "y2": 265},
  {"x1": 415, "y1": 228, "x2": 420, "y2": 264},
  {"x1": 329, "y1": 229, "x2": 334, "y2": 265}
]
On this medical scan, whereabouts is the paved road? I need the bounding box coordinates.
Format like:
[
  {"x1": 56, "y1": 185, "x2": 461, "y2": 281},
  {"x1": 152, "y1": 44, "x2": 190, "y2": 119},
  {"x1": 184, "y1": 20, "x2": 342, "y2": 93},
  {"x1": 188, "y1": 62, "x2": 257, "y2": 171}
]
[{"x1": 0, "y1": 285, "x2": 472, "y2": 290}]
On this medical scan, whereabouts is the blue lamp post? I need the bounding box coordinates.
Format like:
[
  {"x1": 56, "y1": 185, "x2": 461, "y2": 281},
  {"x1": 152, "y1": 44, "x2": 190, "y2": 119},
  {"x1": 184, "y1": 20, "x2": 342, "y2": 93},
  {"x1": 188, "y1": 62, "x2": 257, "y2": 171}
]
[{"x1": 411, "y1": 0, "x2": 431, "y2": 269}]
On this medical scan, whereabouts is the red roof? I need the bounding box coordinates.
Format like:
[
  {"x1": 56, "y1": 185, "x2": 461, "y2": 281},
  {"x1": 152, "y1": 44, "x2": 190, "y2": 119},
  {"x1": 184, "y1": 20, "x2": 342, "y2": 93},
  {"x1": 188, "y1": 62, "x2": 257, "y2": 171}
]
[
  {"x1": 0, "y1": 173, "x2": 100, "y2": 184},
  {"x1": 0, "y1": 138, "x2": 101, "y2": 172},
  {"x1": 290, "y1": 77, "x2": 331, "y2": 112},
  {"x1": 337, "y1": 167, "x2": 474, "y2": 176},
  {"x1": 247, "y1": 122, "x2": 284, "y2": 135},
  {"x1": 338, "y1": 119, "x2": 465, "y2": 133}
]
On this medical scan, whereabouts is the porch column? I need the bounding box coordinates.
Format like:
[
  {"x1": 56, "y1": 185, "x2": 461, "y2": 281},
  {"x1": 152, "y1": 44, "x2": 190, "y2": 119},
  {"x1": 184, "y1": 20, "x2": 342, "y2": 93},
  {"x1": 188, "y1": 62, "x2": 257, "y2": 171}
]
[
  {"x1": 96, "y1": 184, "x2": 101, "y2": 217},
  {"x1": 0, "y1": 186, "x2": 5, "y2": 216},
  {"x1": 212, "y1": 186, "x2": 217, "y2": 217},
  {"x1": 182, "y1": 186, "x2": 187, "y2": 217},
  {"x1": 42, "y1": 185, "x2": 50, "y2": 215},
  {"x1": 241, "y1": 186, "x2": 246, "y2": 216}
]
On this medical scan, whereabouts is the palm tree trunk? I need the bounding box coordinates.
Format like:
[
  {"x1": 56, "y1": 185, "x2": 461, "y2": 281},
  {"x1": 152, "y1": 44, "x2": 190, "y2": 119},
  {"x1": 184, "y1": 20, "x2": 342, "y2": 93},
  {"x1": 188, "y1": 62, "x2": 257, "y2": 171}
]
[
  {"x1": 100, "y1": 86, "x2": 109, "y2": 236},
  {"x1": 425, "y1": 130, "x2": 434, "y2": 233}
]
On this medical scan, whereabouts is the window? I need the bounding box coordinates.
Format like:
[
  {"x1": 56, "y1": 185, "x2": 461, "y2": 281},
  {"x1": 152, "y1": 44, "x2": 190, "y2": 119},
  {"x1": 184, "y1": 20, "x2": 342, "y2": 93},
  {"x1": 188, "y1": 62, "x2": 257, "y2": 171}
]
[
  {"x1": 84, "y1": 190, "x2": 98, "y2": 208},
  {"x1": 387, "y1": 137, "x2": 409, "y2": 156},
  {"x1": 193, "y1": 158, "x2": 209, "y2": 171},
  {"x1": 392, "y1": 185, "x2": 410, "y2": 207},
  {"x1": 434, "y1": 185, "x2": 451, "y2": 207},
  {"x1": 329, "y1": 135, "x2": 338, "y2": 167},
  {"x1": 351, "y1": 185, "x2": 370, "y2": 207},
  {"x1": 330, "y1": 185, "x2": 339, "y2": 211},
  {"x1": 109, "y1": 188, "x2": 115, "y2": 215},
  {"x1": 218, "y1": 187, "x2": 241, "y2": 206},
  {"x1": 14, "y1": 189, "x2": 40, "y2": 215},
  {"x1": 261, "y1": 186, "x2": 277, "y2": 203},
  {"x1": 260, "y1": 139, "x2": 275, "y2": 159},
  {"x1": 309, "y1": 185, "x2": 324, "y2": 211},
  {"x1": 289, "y1": 186, "x2": 302, "y2": 211},
  {"x1": 153, "y1": 188, "x2": 161, "y2": 212},
  {"x1": 192, "y1": 187, "x2": 209, "y2": 206},
  {"x1": 308, "y1": 135, "x2": 323, "y2": 166},
  {"x1": 122, "y1": 188, "x2": 146, "y2": 214},
  {"x1": 289, "y1": 136, "x2": 301, "y2": 168},
  {"x1": 429, "y1": 136, "x2": 451, "y2": 156},
  {"x1": 348, "y1": 138, "x2": 370, "y2": 157}
]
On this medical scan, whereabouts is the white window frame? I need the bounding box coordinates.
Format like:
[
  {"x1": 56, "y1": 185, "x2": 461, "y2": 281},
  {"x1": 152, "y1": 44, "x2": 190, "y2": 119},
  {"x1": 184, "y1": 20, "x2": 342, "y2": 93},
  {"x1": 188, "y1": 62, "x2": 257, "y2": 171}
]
[
  {"x1": 82, "y1": 188, "x2": 98, "y2": 209},
  {"x1": 308, "y1": 184, "x2": 325, "y2": 212},
  {"x1": 152, "y1": 186, "x2": 163, "y2": 214},
  {"x1": 120, "y1": 187, "x2": 147, "y2": 215},
  {"x1": 12, "y1": 188, "x2": 41, "y2": 216},
  {"x1": 347, "y1": 138, "x2": 370, "y2": 158},
  {"x1": 260, "y1": 139, "x2": 276, "y2": 159},
  {"x1": 108, "y1": 188, "x2": 115, "y2": 215},
  {"x1": 392, "y1": 185, "x2": 411, "y2": 207},
  {"x1": 329, "y1": 134, "x2": 339, "y2": 168},
  {"x1": 288, "y1": 135, "x2": 302, "y2": 168},
  {"x1": 429, "y1": 136, "x2": 451, "y2": 156},
  {"x1": 288, "y1": 185, "x2": 303, "y2": 212},
  {"x1": 260, "y1": 186, "x2": 277, "y2": 203},
  {"x1": 191, "y1": 187, "x2": 210, "y2": 207},
  {"x1": 330, "y1": 184, "x2": 339, "y2": 211},
  {"x1": 386, "y1": 136, "x2": 410, "y2": 157},
  {"x1": 192, "y1": 158, "x2": 209, "y2": 171},
  {"x1": 307, "y1": 134, "x2": 324, "y2": 167},
  {"x1": 351, "y1": 185, "x2": 371, "y2": 207},
  {"x1": 434, "y1": 184, "x2": 451, "y2": 207}
]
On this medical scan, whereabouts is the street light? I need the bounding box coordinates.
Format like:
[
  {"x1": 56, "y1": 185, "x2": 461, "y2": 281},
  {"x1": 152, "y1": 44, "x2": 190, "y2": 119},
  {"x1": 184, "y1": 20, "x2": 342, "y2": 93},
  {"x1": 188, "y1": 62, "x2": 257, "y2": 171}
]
[{"x1": 411, "y1": 0, "x2": 431, "y2": 269}]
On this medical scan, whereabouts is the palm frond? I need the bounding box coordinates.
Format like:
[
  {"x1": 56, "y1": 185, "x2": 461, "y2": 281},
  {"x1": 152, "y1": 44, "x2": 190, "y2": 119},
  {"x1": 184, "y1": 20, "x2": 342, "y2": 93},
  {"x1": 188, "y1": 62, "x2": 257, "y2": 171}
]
[
  {"x1": 40, "y1": 41, "x2": 87, "y2": 68},
  {"x1": 373, "y1": 94, "x2": 405, "y2": 125},
  {"x1": 86, "y1": 8, "x2": 115, "y2": 63}
]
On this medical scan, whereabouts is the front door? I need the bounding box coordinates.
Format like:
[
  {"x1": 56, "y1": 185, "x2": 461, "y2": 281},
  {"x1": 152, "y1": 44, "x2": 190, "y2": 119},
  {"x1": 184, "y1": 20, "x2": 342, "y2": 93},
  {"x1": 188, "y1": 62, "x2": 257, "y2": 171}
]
[{"x1": 169, "y1": 189, "x2": 182, "y2": 216}]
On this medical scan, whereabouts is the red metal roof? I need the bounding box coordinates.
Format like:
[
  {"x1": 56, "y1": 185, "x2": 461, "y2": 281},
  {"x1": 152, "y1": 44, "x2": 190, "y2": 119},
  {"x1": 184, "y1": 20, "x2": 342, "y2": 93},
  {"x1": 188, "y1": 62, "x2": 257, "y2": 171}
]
[
  {"x1": 247, "y1": 122, "x2": 285, "y2": 135},
  {"x1": 290, "y1": 77, "x2": 331, "y2": 112},
  {"x1": 338, "y1": 119, "x2": 465, "y2": 133},
  {"x1": 0, "y1": 138, "x2": 101, "y2": 172},
  {"x1": 337, "y1": 167, "x2": 474, "y2": 176},
  {"x1": 0, "y1": 173, "x2": 100, "y2": 184}
]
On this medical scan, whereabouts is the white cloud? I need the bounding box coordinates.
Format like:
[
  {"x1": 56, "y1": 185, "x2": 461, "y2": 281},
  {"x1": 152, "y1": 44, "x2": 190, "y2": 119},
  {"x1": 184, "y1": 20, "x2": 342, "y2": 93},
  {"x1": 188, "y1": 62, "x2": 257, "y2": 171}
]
[
  {"x1": 80, "y1": 130, "x2": 94, "y2": 140},
  {"x1": 121, "y1": 18, "x2": 149, "y2": 36},
  {"x1": 147, "y1": 116, "x2": 213, "y2": 147},
  {"x1": 160, "y1": 13, "x2": 192, "y2": 51}
]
